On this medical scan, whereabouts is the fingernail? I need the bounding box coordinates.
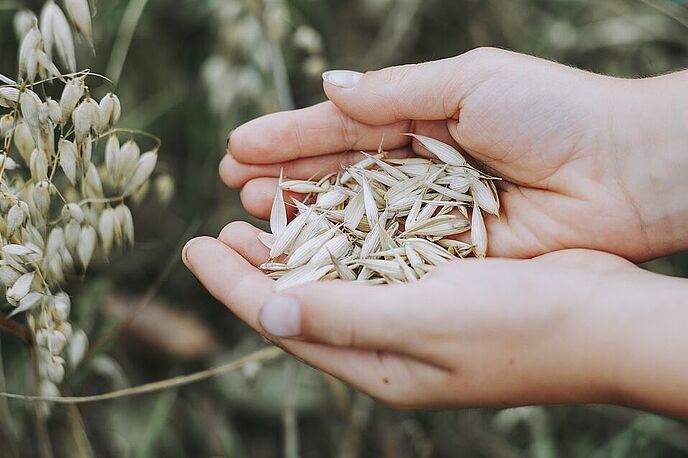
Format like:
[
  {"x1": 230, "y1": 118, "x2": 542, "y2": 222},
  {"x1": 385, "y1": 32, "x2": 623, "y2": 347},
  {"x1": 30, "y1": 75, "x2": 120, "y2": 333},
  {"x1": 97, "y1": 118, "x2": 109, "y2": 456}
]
[
  {"x1": 182, "y1": 238, "x2": 201, "y2": 266},
  {"x1": 322, "y1": 70, "x2": 363, "y2": 88},
  {"x1": 259, "y1": 295, "x2": 301, "y2": 337}
]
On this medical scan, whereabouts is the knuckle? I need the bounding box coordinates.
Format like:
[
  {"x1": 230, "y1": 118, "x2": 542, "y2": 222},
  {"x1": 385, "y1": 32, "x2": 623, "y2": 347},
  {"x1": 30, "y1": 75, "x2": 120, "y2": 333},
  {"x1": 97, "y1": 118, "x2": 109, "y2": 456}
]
[
  {"x1": 330, "y1": 306, "x2": 358, "y2": 347},
  {"x1": 298, "y1": 297, "x2": 350, "y2": 345},
  {"x1": 458, "y1": 47, "x2": 510, "y2": 83},
  {"x1": 292, "y1": 118, "x2": 307, "y2": 159},
  {"x1": 463, "y1": 46, "x2": 504, "y2": 62},
  {"x1": 373, "y1": 63, "x2": 416, "y2": 86},
  {"x1": 302, "y1": 298, "x2": 360, "y2": 347},
  {"x1": 335, "y1": 111, "x2": 359, "y2": 150}
]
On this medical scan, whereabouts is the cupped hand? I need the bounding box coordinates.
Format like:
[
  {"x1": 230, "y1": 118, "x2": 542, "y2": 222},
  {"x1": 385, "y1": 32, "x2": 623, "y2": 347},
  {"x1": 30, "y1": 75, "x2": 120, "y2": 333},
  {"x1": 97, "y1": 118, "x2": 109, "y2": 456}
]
[
  {"x1": 222, "y1": 47, "x2": 688, "y2": 260},
  {"x1": 182, "y1": 221, "x2": 674, "y2": 411}
]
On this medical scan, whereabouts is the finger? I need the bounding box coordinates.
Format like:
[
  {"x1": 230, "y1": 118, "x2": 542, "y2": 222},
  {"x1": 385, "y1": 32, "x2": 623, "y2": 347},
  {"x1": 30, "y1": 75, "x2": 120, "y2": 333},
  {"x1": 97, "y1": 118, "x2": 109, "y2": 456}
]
[
  {"x1": 182, "y1": 236, "x2": 274, "y2": 328},
  {"x1": 221, "y1": 146, "x2": 415, "y2": 189},
  {"x1": 215, "y1": 221, "x2": 459, "y2": 369},
  {"x1": 221, "y1": 150, "x2": 357, "y2": 190},
  {"x1": 183, "y1": 237, "x2": 447, "y2": 406},
  {"x1": 322, "y1": 47, "x2": 516, "y2": 125},
  {"x1": 229, "y1": 101, "x2": 411, "y2": 164},
  {"x1": 217, "y1": 221, "x2": 269, "y2": 267},
  {"x1": 234, "y1": 126, "x2": 468, "y2": 221},
  {"x1": 240, "y1": 177, "x2": 304, "y2": 221},
  {"x1": 258, "y1": 281, "x2": 425, "y2": 355}
]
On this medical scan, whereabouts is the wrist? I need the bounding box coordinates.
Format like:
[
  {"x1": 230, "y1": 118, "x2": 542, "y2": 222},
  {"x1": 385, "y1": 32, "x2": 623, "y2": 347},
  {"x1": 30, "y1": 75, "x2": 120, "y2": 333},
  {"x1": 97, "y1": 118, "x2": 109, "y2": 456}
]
[
  {"x1": 612, "y1": 74, "x2": 688, "y2": 257},
  {"x1": 515, "y1": 261, "x2": 640, "y2": 407},
  {"x1": 554, "y1": 268, "x2": 637, "y2": 406},
  {"x1": 602, "y1": 271, "x2": 688, "y2": 417}
]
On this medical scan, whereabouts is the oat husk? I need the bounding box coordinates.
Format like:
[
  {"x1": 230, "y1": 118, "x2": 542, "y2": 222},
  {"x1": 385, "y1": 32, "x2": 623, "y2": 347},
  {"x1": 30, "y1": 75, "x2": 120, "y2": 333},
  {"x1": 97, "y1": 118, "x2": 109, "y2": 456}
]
[{"x1": 260, "y1": 135, "x2": 501, "y2": 290}]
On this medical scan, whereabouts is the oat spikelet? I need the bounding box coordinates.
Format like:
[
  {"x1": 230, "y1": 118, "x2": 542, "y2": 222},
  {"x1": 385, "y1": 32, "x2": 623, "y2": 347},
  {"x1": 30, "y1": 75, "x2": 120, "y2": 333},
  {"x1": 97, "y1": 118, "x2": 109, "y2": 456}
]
[
  {"x1": 256, "y1": 135, "x2": 501, "y2": 289},
  {"x1": 270, "y1": 169, "x2": 287, "y2": 236},
  {"x1": 471, "y1": 207, "x2": 488, "y2": 258},
  {"x1": 405, "y1": 133, "x2": 467, "y2": 167}
]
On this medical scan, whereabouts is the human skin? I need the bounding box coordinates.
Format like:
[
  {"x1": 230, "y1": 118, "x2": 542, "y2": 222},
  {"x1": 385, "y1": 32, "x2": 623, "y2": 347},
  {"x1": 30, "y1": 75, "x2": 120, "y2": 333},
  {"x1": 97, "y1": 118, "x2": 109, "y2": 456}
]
[{"x1": 183, "y1": 48, "x2": 688, "y2": 418}]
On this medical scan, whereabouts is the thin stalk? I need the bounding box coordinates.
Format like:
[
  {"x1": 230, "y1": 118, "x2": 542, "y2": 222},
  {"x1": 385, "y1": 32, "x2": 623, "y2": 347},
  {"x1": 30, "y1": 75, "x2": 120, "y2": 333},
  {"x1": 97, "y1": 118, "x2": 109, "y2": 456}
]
[
  {"x1": 259, "y1": 5, "x2": 294, "y2": 111},
  {"x1": 639, "y1": 0, "x2": 688, "y2": 29},
  {"x1": 0, "y1": 335, "x2": 19, "y2": 457},
  {"x1": 0, "y1": 315, "x2": 32, "y2": 343},
  {"x1": 65, "y1": 405, "x2": 95, "y2": 458},
  {"x1": 135, "y1": 387, "x2": 177, "y2": 458},
  {"x1": 0, "y1": 346, "x2": 283, "y2": 404},
  {"x1": 29, "y1": 347, "x2": 54, "y2": 458},
  {"x1": 106, "y1": 0, "x2": 150, "y2": 86},
  {"x1": 282, "y1": 360, "x2": 300, "y2": 458}
]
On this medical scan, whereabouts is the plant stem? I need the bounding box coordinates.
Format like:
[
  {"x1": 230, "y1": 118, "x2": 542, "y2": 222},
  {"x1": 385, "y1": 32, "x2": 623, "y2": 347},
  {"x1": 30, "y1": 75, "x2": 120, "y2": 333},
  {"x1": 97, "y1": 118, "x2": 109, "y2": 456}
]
[
  {"x1": 0, "y1": 335, "x2": 19, "y2": 458},
  {"x1": 65, "y1": 405, "x2": 95, "y2": 458},
  {"x1": 282, "y1": 360, "x2": 300, "y2": 458},
  {"x1": 29, "y1": 347, "x2": 54, "y2": 458},
  {"x1": 259, "y1": 4, "x2": 294, "y2": 111},
  {"x1": 0, "y1": 315, "x2": 31, "y2": 343},
  {"x1": 136, "y1": 387, "x2": 177, "y2": 458},
  {"x1": 0, "y1": 346, "x2": 283, "y2": 404},
  {"x1": 106, "y1": 0, "x2": 150, "y2": 86}
]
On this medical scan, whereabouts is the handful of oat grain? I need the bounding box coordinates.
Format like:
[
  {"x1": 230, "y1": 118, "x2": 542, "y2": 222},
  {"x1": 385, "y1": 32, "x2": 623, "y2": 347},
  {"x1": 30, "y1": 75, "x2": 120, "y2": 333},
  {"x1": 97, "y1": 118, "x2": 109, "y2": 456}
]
[{"x1": 258, "y1": 134, "x2": 500, "y2": 290}]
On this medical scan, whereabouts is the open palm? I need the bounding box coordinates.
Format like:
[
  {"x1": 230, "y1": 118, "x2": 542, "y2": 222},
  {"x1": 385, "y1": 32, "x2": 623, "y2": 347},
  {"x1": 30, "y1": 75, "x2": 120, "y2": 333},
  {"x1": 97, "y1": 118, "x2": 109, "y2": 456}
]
[{"x1": 221, "y1": 48, "x2": 675, "y2": 260}]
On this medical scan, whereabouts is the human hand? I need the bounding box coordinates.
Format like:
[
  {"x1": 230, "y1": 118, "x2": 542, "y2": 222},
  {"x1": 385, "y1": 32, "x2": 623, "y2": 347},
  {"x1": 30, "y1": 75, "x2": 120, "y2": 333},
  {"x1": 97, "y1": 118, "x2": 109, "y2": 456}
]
[
  {"x1": 183, "y1": 223, "x2": 688, "y2": 417},
  {"x1": 221, "y1": 48, "x2": 688, "y2": 261}
]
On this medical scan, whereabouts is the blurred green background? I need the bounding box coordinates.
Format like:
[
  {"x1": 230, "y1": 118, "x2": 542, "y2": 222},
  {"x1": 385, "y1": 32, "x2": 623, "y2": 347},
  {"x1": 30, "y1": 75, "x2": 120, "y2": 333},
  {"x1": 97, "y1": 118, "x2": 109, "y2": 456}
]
[{"x1": 1, "y1": 0, "x2": 688, "y2": 456}]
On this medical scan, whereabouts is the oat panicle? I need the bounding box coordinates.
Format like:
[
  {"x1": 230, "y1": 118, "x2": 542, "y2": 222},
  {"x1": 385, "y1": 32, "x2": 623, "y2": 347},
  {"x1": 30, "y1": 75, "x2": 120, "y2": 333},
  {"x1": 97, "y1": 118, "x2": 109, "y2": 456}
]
[{"x1": 0, "y1": 3, "x2": 166, "y2": 404}]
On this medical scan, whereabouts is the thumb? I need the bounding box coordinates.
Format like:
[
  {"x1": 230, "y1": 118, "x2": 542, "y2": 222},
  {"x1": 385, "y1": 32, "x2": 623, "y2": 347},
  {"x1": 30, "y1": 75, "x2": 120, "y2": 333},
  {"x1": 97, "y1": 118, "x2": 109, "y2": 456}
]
[
  {"x1": 258, "y1": 281, "x2": 419, "y2": 352},
  {"x1": 321, "y1": 47, "x2": 512, "y2": 125}
]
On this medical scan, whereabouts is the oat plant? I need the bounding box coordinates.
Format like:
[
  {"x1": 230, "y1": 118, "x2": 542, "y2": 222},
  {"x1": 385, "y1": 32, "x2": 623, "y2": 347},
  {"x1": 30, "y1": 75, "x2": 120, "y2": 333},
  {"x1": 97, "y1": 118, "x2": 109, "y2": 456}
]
[
  {"x1": 203, "y1": 0, "x2": 326, "y2": 119},
  {"x1": 0, "y1": 0, "x2": 159, "y2": 403},
  {"x1": 261, "y1": 135, "x2": 501, "y2": 289}
]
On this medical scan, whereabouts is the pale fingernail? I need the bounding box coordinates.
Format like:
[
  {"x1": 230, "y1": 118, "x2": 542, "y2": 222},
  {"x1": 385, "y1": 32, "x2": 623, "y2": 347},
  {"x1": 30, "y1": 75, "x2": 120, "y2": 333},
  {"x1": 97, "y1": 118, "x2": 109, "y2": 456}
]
[
  {"x1": 182, "y1": 238, "x2": 201, "y2": 266},
  {"x1": 322, "y1": 70, "x2": 363, "y2": 88},
  {"x1": 259, "y1": 295, "x2": 301, "y2": 337}
]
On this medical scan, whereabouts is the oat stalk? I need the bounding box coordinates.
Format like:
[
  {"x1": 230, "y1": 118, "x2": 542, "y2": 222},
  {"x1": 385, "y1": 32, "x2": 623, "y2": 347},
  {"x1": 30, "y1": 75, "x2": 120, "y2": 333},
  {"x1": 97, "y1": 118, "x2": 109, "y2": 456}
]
[{"x1": 0, "y1": 346, "x2": 283, "y2": 404}]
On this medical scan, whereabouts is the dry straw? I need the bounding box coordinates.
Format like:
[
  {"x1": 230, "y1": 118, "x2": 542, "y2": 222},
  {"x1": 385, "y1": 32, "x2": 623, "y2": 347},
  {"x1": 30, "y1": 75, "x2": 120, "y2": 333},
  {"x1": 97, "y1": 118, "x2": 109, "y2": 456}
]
[{"x1": 260, "y1": 134, "x2": 501, "y2": 290}]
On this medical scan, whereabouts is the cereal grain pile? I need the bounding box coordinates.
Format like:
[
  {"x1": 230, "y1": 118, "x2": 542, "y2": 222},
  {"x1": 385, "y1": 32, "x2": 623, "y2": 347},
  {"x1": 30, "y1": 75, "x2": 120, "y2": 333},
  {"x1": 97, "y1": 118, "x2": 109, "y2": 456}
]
[{"x1": 259, "y1": 134, "x2": 500, "y2": 290}]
